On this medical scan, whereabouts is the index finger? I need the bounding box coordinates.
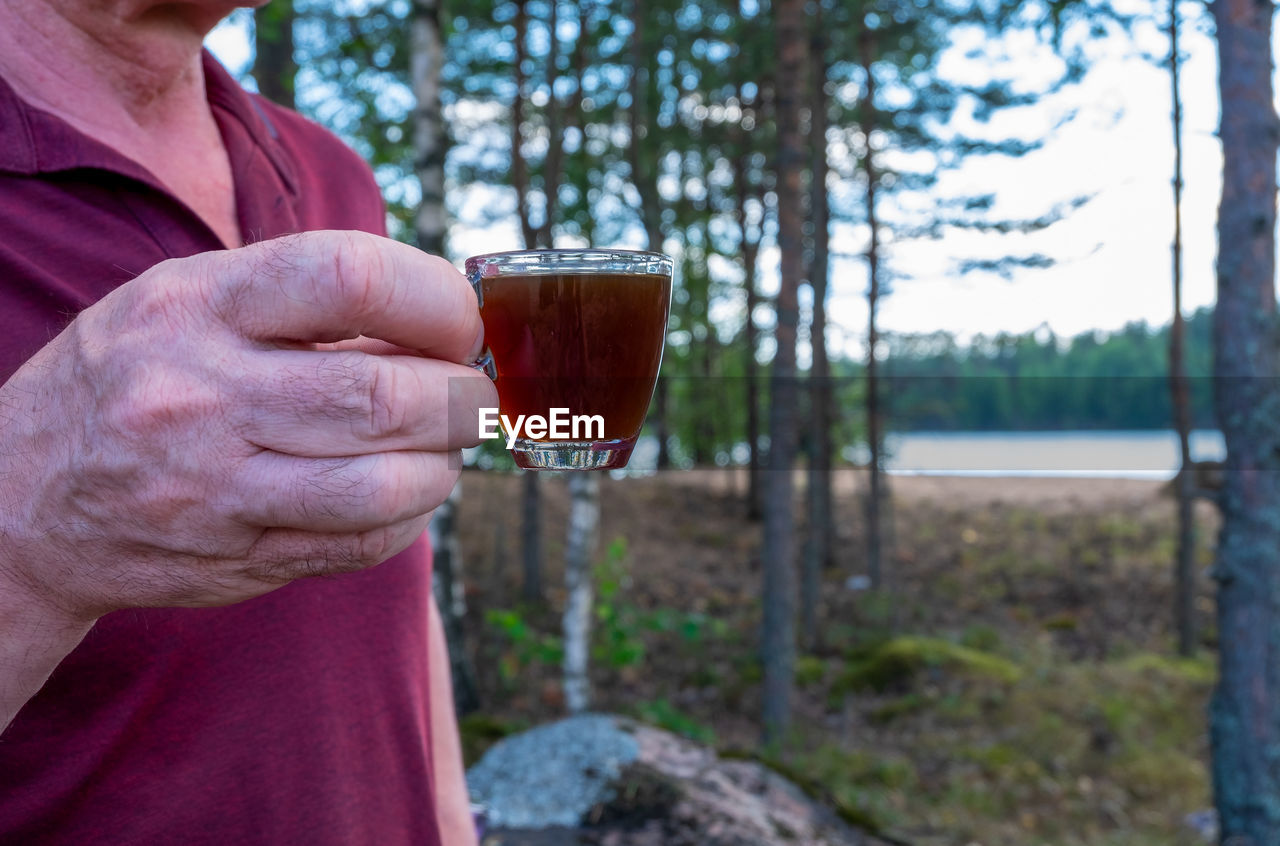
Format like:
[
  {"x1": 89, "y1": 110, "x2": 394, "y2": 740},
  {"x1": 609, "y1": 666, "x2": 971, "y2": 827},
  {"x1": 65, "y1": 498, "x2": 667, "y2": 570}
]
[{"x1": 201, "y1": 230, "x2": 482, "y2": 364}]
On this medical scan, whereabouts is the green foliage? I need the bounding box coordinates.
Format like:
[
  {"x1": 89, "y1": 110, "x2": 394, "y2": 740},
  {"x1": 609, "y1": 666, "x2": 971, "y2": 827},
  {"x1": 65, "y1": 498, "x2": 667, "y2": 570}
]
[
  {"x1": 593, "y1": 537, "x2": 647, "y2": 669},
  {"x1": 594, "y1": 536, "x2": 728, "y2": 670},
  {"x1": 485, "y1": 535, "x2": 728, "y2": 689},
  {"x1": 484, "y1": 607, "x2": 563, "y2": 682}
]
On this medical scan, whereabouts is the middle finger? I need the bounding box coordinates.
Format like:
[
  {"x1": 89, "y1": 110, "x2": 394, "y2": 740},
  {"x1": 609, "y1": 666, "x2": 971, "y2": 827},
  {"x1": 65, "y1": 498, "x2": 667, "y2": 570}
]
[{"x1": 236, "y1": 348, "x2": 497, "y2": 457}]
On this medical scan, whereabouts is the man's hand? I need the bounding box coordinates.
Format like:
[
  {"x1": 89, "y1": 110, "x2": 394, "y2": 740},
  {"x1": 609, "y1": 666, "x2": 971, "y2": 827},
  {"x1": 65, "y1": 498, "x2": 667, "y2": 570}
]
[{"x1": 0, "y1": 230, "x2": 495, "y2": 625}]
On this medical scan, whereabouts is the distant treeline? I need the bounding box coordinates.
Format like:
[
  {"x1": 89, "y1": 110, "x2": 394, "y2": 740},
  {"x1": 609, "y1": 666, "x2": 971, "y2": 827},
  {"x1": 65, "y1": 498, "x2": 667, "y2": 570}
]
[{"x1": 857, "y1": 307, "x2": 1216, "y2": 432}]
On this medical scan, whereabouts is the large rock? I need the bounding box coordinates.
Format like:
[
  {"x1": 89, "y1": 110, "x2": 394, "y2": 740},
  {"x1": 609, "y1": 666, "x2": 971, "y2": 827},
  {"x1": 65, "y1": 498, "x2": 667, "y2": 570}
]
[{"x1": 467, "y1": 714, "x2": 892, "y2": 846}]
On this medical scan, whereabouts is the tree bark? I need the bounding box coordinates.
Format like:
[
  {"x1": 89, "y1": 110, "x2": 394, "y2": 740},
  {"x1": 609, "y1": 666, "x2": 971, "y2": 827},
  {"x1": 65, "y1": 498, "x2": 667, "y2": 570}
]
[
  {"x1": 860, "y1": 28, "x2": 886, "y2": 592},
  {"x1": 412, "y1": 0, "x2": 478, "y2": 715},
  {"x1": 627, "y1": 0, "x2": 669, "y2": 470},
  {"x1": 511, "y1": 0, "x2": 537, "y2": 251},
  {"x1": 509, "y1": 0, "x2": 543, "y2": 604},
  {"x1": 428, "y1": 482, "x2": 480, "y2": 714},
  {"x1": 741, "y1": 184, "x2": 762, "y2": 521},
  {"x1": 802, "y1": 12, "x2": 832, "y2": 650},
  {"x1": 563, "y1": 473, "x2": 600, "y2": 714},
  {"x1": 733, "y1": 86, "x2": 764, "y2": 521},
  {"x1": 1209, "y1": 0, "x2": 1280, "y2": 841},
  {"x1": 411, "y1": 0, "x2": 447, "y2": 257},
  {"x1": 761, "y1": 0, "x2": 804, "y2": 747},
  {"x1": 253, "y1": 0, "x2": 296, "y2": 110},
  {"x1": 626, "y1": 0, "x2": 665, "y2": 258},
  {"x1": 537, "y1": 0, "x2": 562, "y2": 248},
  {"x1": 1167, "y1": 0, "x2": 1195, "y2": 658},
  {"x1": 568, "y1": 2, "x2": 590, "y2": 126},
  {"x1": 521, "y1": 471, "x2": 542, "y2": 604}
]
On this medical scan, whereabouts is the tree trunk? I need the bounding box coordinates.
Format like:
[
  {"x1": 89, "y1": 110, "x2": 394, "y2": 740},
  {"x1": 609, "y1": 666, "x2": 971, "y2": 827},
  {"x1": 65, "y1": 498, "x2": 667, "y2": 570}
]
[
  {"x1": 697, "y1": 321, "x2": 717, "y2": 465},
  {"x1": 733, "y1": 91, "x2": 763, "y2": 520},
  {"x1": 563, "y1": 473, "x2": 600, "y2": 714},
  {"x1": 412, "y1": 0, "x2": 478, "y2": 714},
  {"x1": 521, "y1": 471, "x2": 543, "y2": 604},
  {"x1": 568, "y1": 3, "x2": 590, "y2": 124},
  {"x1": 627, "y1": 0, "x2": 669, "y2": 470},
  {"x1": 428, "y1": 482, "x2": 480, "y2": 714},
  {"x1": 743, "y1": 236, "x2": 762, "y2": 520},
  {"x1": 761, "y1": 0, "x2": 804, "y2": 747},
  {"x1": 860, "y1": 29, "x2": 886, "y2": 592},
  {"x1": 253, "y1": 0, "x2": 296, "y2": 110},
  {"x1": 654, "y1": 378, "x2": 670, "y2": 470},
  {"x1": 802, "y1": 14, "x2": 832, "y2": 650},
  {"x1": 509, "y1": 0, "x2": 544, "y2": 603},
  {"x1": 1167, "y1": 0, "x2": 1195, "y2": 658},
  {"x1": 411, "y1": 0, "x2": 447, "y2": 257},
  {"x1": 626, "y1": 0, "x2": 664, "y2": 258},
  {"x1": 511, "y1": 0, "x2": 537, "y2": 251},
  {"x1": 537, "y1": 0, "x2": 562, "y2": 248},
  {"x1": 1209, "y1": 0, "x2": 1280, "y2": 841}
]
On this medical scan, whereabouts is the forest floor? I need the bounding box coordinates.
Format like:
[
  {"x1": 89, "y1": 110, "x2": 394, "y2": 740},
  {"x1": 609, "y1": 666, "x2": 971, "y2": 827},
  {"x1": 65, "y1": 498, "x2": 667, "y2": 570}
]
[{"x1": 455, "y1": 469, "x2": 1218, "y2": 846}]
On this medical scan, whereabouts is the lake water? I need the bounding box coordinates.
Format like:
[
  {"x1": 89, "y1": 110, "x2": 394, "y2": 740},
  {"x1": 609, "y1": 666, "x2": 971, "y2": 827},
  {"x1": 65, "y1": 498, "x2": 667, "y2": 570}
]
[
  {"x1": 881, "y1": 430, "x2": 1226, "y2": 479},
  {"x1": 609, "y1": 429, "x2": 1226, "y2": 479}
]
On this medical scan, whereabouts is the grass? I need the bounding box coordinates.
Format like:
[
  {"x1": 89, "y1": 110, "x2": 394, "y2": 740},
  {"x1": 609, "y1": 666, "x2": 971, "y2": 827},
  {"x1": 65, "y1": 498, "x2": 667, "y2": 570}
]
[{"x1": 783, "y1": 646, "x2": 1213, "y2": 845}]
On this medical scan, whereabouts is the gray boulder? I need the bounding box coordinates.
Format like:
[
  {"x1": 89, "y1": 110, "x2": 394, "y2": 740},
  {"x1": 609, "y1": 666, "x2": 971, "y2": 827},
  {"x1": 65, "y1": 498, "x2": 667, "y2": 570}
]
[{"x1": 467, "y1": 713, "x2": 891, "y2": 846}]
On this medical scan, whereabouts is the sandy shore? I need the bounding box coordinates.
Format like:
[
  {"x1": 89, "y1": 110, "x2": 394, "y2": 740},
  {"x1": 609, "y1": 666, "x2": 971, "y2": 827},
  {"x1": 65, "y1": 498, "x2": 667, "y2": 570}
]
[
  {"x1": 652, "y1": 467, "x2": 1169, "y2": 508},
  {"x1": 884, "y1": 473, "x2": 1167, "y2": 507}
]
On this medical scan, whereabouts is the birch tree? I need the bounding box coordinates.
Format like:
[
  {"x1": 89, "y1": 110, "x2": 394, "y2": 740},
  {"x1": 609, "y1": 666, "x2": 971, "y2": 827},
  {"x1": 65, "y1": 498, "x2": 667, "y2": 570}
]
[
  {"x1": 563, "y1": 474, "x2": 600, "y2": 714},
  {"x1": 414, "y1": 0, "x2": 480, "y2": 714}
]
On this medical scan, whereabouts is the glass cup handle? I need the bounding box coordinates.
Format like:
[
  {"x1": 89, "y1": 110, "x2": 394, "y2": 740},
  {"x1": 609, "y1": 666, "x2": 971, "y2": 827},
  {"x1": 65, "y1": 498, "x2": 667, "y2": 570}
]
[
  {"x1": 471, "y1": 348, "x2": 496, "y2": 380},
  {"x1": 467, "y1": 265, "x2": 497, "y2": 380}
]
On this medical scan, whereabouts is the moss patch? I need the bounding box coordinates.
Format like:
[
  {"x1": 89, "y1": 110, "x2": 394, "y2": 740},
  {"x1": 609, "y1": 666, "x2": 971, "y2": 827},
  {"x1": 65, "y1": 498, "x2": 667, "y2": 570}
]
[{"x1": 835, "y1": 636, "x2": 1022, "y2": 694}]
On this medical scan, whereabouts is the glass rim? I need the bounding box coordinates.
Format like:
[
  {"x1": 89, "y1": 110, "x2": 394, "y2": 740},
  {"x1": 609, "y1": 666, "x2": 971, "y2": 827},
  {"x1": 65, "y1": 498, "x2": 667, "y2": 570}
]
[{"x1": 464, "y1": 247, "x2": 673, "y2": 276}]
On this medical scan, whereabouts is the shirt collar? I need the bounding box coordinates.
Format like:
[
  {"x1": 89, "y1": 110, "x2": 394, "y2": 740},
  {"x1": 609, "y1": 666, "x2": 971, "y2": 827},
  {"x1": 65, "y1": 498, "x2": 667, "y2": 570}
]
[
  {"x1": 0, "y1": 50, "x2": 297, "y2": 199},
  {"x1": 202, "y1": 51, "x2": 299, "y2": 199}
]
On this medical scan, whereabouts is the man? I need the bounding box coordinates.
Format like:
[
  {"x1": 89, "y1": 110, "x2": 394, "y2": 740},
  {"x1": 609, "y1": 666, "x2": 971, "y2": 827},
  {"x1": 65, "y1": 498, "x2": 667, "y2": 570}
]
[{"x1": 0, "y1": 0, "x2": 492, "y2": 842}]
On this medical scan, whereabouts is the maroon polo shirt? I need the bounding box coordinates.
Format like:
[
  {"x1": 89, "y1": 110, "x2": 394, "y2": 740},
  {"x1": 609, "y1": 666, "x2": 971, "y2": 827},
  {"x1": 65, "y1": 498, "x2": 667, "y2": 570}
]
[{"x1": 0, "y1": 53, "x2": 442, "y2": 845}]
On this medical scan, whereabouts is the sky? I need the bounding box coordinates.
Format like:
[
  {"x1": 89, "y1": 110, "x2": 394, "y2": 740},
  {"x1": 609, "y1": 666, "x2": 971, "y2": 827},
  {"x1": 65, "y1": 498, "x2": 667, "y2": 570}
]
[{"x1": 205, "y1": 3, "x2": 1254, "y2": 352}]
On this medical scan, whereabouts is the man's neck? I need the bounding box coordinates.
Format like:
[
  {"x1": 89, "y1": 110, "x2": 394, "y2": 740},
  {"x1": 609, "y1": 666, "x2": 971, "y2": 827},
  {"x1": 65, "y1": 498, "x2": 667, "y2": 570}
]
[
  {"x1": 0, "y1": 0, "x2": 248, "y2": 250},
  {"x1": 0, "y1": 0, "x2": 222, "y2": 137}
]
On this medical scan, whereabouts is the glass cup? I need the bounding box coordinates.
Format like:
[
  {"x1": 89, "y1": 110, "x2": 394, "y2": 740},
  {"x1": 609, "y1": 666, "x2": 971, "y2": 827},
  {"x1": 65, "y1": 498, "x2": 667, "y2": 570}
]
[{"x1": 465, "y1": 249, "x2": 673, "y2": 470}]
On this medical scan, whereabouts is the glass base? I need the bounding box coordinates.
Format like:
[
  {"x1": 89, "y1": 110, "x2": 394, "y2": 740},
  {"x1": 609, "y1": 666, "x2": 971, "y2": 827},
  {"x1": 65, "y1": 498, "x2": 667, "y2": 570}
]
[{"x1": 511, "y1": 438, "x2": 635, "y2": 470}]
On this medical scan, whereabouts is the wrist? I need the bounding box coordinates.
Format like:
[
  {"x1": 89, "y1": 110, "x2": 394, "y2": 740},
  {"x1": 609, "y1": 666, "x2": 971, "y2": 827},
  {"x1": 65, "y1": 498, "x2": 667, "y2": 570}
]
[{"x1": 0, "y1": 563, "x2": 94, "y2": 733}]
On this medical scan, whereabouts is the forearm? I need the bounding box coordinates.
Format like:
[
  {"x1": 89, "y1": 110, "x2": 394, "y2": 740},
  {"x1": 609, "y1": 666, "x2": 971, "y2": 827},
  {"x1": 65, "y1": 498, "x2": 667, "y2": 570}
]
[
  {"x1": 0, "y1": 580, "x2": 92, "y2": 734},
  {"x1": 429, "y1": 597, "x2": 477, "y2": 846}
]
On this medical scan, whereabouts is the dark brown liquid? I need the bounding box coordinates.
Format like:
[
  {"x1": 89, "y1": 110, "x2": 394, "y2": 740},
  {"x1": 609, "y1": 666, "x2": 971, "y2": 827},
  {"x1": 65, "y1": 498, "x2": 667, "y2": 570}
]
[{"x1": 480, "y1": 272, "x2": 671, "y2": 441}]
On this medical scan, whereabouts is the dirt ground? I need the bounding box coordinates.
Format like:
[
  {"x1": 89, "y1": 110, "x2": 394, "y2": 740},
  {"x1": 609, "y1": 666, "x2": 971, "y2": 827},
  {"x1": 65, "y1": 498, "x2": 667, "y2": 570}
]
[{"x1": 454, "y1": 469, "x2": 1218, "y2": 846}]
